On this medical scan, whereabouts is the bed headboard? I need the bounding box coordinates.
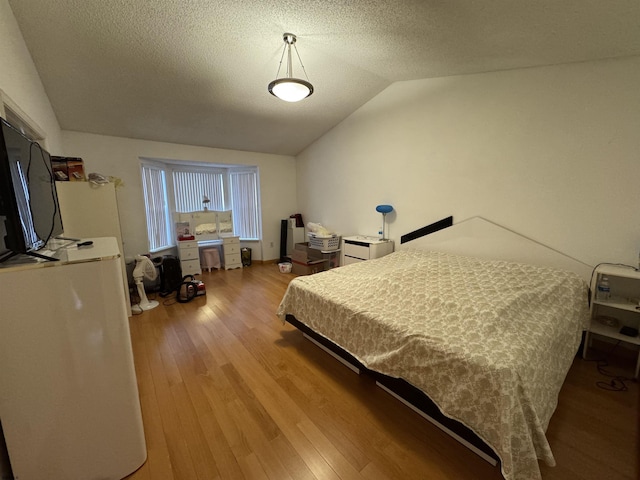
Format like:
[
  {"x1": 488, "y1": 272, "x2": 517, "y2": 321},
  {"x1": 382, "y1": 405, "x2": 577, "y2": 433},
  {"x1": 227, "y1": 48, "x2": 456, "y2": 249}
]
[{"x1": 398, "y1": 216, "x2": 593, "y2": 282}]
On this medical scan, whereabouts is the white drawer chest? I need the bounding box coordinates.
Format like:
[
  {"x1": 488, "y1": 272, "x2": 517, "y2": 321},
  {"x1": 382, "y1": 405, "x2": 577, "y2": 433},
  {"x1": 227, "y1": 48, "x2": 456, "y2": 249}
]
[
  {"x1": 342, "y1": 236, "x2": 394, "y2": 265},
  {"x1": 177, "y1": 240, "x2": 201, "y2": 276},
  {"x1": 222, "y1": 236, "x2": 243, "y2": 270}
]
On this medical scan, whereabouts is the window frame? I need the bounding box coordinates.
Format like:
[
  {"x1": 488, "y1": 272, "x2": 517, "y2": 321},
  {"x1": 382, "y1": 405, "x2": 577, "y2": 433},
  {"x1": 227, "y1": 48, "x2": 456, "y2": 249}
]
[{"x1": 140, "y1": 158, "x2": 261, "y2": 250}]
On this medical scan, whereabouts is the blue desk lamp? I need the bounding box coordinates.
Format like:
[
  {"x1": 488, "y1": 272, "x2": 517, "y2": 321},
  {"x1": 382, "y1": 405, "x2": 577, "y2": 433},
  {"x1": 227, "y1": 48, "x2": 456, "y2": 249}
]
[{"x1": 376, "y1": 204, "x2": 394, "y2": 240}]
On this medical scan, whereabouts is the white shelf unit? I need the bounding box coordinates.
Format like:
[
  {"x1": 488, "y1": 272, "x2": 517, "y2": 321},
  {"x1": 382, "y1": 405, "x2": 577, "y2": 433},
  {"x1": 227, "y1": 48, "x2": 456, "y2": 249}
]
[{"x1": 582, "y1": 264, "x2": 640, "y2": 378}]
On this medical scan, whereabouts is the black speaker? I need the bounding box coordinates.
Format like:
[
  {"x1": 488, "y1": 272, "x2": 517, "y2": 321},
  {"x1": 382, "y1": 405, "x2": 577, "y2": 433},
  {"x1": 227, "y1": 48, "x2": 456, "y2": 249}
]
[
  {"x1": 158, "y1": 255, "x2": 183, "y2": 296},
  {"x1": 280, "y1": 219, "x2": 288, "y2": 262}
]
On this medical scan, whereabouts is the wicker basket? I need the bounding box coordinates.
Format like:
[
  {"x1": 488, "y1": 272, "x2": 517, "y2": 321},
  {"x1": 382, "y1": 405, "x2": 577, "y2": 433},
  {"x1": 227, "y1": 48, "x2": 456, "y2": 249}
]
[{"x1": 308, "y1": 234, "x2": 341, "y2": 251}]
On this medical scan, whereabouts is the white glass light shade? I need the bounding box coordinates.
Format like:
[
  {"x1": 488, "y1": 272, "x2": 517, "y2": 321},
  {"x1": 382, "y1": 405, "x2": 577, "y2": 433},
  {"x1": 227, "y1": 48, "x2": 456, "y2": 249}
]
[{"x1": 268, "y1": 78, "x2": 314, "y2": 102}]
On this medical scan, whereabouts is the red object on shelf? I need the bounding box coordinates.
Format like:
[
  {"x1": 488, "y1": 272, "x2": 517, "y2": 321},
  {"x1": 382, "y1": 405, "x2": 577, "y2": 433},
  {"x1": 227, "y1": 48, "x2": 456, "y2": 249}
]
[
  {"x1": 178, "y1": 235, "x2": 195, "y2": 241},
  {"x1": 290, "y1": 213, "x2": 304, "y2": 227}
]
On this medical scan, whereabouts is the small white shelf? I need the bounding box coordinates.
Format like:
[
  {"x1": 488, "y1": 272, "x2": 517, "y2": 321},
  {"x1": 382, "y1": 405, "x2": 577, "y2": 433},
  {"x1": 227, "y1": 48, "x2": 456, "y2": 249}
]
[
  {"x1": 588, "y1": 321, "x2": 640, "y2": 346},
  {"x1": 593, "y1": 297, "x2": 640, "y2": 313},
  {"x1": 584, "y1": 264, "x2": 640, "y2": 378},
  {"x1": 594, "y1": 264, "x2": 640, "y2": 280}
]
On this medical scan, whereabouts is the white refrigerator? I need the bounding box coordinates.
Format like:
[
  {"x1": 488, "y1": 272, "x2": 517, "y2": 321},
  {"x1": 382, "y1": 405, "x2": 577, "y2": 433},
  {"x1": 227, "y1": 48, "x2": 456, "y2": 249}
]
[
  {"x1": 55, "y1": 181, "x2": 132, "y2": 316},
  {"x1": 0, "y1": 237, "x2": 146, "y2": 479}
]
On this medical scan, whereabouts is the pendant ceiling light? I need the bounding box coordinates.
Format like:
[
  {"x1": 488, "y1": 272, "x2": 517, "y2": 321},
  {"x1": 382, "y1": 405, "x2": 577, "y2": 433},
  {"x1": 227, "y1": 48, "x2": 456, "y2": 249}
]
[{"x1": 268, "y1": 33, "x2": 314, "y2": 102}]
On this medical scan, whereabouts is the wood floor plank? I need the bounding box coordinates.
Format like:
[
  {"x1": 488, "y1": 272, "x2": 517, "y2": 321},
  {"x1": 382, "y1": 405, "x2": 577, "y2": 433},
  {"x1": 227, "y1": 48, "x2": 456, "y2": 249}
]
[
  {"x1": 358, "y1": 461, "x2": 394, "y2": 480},
  {"x1": 296, "y1": 418, "x2": 366, "y2": 480},
  {"x1": 196, "y1": 410, "x2": 245, "y2": 480},
  {"x1": 132, "y1": 323, "x2": 175, "y2": 480},
  {"x1": 170, "y1": 382, "x2": 221, "y2": 480},
  {"x1": 238, "y1": 452, "x2": 269, "y2": 480},
  {"x1": 141, "y1": 318, "x2": 199, "y2": 480},
  {"x1": 153, "y1": 312, "x2": 184, "y2": 388},
  {"x1": 210, "y1": 398, "x2": 253, "y2": 461},
  {"x1": 220, "y1": 362, "x2": 283, "y2": 441},
  {"x1": 275, "y1": 375, "x2": 371, "y2": 472},
  {"x1": 138, "y1": 391, "x2": 176, "y2": 480},
  {"x1": 224, "y1": 399, "x2": 295, "y2": 480},
  {"x1": 269, "y1": 434, "x2": 319, "y2": 480},
  {"x1": 124, "y1": 263, "x2": 638, "y2": 480},
  {"x1": 129, "y1": 317, "x2": 155, "y2": 399}
]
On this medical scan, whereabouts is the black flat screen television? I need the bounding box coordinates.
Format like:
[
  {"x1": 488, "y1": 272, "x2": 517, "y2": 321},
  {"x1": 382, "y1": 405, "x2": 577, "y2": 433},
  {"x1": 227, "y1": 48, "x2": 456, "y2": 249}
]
[{"x1": 0, "y1": 117, "x2": 63, "y2": 262}]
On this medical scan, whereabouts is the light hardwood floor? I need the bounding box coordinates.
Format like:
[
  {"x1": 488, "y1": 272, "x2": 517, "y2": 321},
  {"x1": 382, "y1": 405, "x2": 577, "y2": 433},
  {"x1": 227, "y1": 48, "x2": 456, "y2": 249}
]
[{"x1": 125, "y1": 263, "x2": 638, "y2": 480}]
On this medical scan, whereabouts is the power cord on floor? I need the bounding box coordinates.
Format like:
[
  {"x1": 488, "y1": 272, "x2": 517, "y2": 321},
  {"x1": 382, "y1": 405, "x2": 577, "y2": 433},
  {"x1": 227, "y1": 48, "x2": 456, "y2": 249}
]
[
  {"x1": 161, "y1": 292, "x2": 178, "y2": 306},
  {"x1": 584, "y1": 340, "x2": 632, "y2": 392}
]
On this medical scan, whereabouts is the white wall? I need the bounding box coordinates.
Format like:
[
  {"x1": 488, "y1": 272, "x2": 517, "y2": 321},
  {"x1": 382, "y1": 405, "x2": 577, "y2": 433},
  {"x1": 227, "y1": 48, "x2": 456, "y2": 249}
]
[
  {"x1": 1, "y1": 0, "x2": 297, "y2": 263},
  {"x1": 62, "y1": 131, "x2": 297, "y2": 261},
  {"x1": 0, "y1": 0, "x2": 61, "y2": 151},
  {"x1": 4, "y1": 0, "x2": 639, "y2": 268},
  {"x1": 297, "y1": 56, "x2": 640, "y2": 268}
]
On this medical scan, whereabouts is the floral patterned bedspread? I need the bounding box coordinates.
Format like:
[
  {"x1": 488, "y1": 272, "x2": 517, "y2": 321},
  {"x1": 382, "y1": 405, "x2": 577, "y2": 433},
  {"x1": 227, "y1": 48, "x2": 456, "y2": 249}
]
[{"x1": 276, "y1": 249, "x2": 589, "y2": 480}]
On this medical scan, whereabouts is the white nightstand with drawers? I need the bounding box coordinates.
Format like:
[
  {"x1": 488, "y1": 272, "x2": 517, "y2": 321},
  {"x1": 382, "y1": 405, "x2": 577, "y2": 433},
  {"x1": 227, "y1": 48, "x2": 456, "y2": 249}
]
[
  {"x1": 342, "y1": 236, "x2": 394, "y2": 265},
  {"x1": 177, "y1": 239, "x2": 201, "y2": 276},
  {"x1": 222, "y1": 236, "x2": 243, "y2": 270}
]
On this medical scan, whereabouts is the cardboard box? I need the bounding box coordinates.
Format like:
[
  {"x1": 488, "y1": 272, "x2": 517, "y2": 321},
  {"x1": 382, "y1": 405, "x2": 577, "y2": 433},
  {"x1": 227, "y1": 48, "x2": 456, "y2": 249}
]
[
  {"x1": 291, "y1": 244, "x2": 308, "y2": 264},
  {"x1": 291, "y1": 259, "x2": 325, "y2": 276},
  {"x1": 292, "y1": 242, "x2": 323, "y2": 263},
  {"x1": 67, "y1": 159, "x2": 86, "y2": 181},
  {"x1": 51, "y1": 156, "x2": 85, "y2": 182}
]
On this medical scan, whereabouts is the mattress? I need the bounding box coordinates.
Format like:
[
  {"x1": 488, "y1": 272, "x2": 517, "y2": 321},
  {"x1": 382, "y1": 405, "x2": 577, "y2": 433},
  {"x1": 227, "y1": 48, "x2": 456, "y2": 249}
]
[{"x1": 276, "y1": 249, "x2": 589, "y2": 480}]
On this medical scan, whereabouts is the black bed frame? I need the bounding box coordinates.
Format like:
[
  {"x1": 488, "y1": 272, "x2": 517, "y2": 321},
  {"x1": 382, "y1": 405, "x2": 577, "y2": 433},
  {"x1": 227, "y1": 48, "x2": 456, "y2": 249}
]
[{"x1": 285, "y1": 314, "x2": 500, "y2": 465}]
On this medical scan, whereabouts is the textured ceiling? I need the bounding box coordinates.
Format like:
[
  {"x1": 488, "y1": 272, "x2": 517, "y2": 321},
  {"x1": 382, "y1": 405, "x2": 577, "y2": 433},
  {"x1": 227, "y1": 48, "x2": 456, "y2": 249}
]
[{"x1": 8, "y1": 0, "x2": 640, "y2": 156}]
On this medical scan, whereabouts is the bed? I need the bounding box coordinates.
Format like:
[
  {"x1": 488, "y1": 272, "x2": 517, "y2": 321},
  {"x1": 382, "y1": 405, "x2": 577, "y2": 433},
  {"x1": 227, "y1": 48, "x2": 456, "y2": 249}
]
[{"x1": 276, "y1": 217, "x2": 591, "y2": 480}]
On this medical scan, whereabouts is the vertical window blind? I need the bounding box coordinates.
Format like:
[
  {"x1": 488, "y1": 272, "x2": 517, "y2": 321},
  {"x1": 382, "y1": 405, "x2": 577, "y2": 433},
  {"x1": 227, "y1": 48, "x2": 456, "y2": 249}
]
[
  {"x1": 229, "y1": 171, "x2": 260, "y2": 240},
  {"x1": 141, "y1": 164, "x2": 171, "y2": 251},
  {"x1": 172, "y1": 170, "x2": 225, "y2": 213}
]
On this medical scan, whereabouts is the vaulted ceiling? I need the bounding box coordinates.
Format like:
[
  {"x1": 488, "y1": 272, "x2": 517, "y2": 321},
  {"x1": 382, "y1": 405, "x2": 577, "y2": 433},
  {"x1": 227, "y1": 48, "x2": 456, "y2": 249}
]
[{"x1": 8, "y1": 0, "x2": 640, "y2": 156}]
